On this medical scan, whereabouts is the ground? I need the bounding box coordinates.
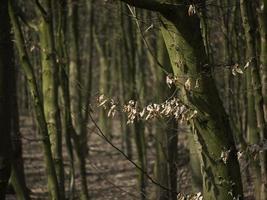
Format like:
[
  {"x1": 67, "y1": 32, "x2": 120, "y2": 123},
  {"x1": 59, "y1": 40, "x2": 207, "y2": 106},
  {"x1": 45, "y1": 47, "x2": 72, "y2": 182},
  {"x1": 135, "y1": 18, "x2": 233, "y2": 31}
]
[
  {"x1": 6, "y1": 115, "x2": 253, "y2": 199},
  {"x1": 6, "y1": 116, "x2": 191, "y2": 200}
]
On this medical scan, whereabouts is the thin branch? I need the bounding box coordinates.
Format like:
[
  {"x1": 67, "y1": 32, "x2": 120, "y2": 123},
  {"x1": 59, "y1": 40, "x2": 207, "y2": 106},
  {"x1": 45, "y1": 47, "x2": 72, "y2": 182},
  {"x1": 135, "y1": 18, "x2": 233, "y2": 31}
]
[
  {"x1": 88, "y1": 111, "x2": 179, "y2": 196},
  {"x1": 119, "y1": 0, "x2": 174, "y2": 12},
  {"x1": 35, "y1": 0, "x2": 48, "y2": 18},
  {"x1": 127, "y1": 5, "x2": 169, "y2": 75}
]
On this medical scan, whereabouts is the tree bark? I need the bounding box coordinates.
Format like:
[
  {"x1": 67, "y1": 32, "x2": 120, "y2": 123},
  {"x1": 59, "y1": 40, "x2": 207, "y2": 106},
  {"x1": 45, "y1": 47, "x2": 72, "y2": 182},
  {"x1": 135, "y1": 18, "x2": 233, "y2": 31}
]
[
  {"x1": 0, "y1": 1, "x2": 13, "y2": 198},
  {"x1": 240, "y1": 0, "x2": 267, "y2": 199},
  {"x1": 37, "y1": 0, "x2": 65, "y2": 197},
  {"x1": 9, "y1": 1, "x2": 60, "y2": 199},
  {"x1": 160, "y1": 10, "x2": 243, "y2": 199}
]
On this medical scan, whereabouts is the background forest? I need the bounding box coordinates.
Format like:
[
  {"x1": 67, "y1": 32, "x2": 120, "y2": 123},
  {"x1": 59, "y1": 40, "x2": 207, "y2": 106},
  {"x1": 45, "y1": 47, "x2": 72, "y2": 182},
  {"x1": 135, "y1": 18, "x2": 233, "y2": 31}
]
[{"x1": 0, "y1": 0, "x2": 267, "y2": 200}]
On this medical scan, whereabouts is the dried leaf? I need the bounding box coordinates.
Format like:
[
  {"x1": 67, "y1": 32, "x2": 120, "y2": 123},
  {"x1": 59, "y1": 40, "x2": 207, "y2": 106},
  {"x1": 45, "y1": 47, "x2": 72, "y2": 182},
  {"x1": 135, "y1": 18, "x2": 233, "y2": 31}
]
[
  {"x1": 236, "y1": 67, "x2": 243, "y2": 74},
  {"x1": 166, "y1": 74, "x2": 173, "y2": 88},
  {"x1": 195, "y1": 79, "x2": 200, "y2": 89},
  {"x1": 244, "y1": 61, "x2": 250, "y2": 69},
  {"x1": 220, "y1": 150, "x2": 231, "y2": 164},
  {"x1": 144, "y1": 24, "x2": 153, "y2": 33},
  {"x1": 107, "y1": 105, "x2": 116, "y2": 117},
  {"x1": 232, "y1": 68, "x2": 237, "y2": 76},
  {"x1": 232, "y1": 64, "x2": 243, "y2": 76},
  {"x1": 98, "y1": 99, "x2": 108, "y2": 107},
  {"x1": 185, "y1": 78, "x2": 192, "y2": 90},
  {"x1": 187, "y1": 110, "x2": 198, "y2": 121},
  {"x1": 30, "y1": 45, "x2": 36, "y2": 52},
  {"x1": 188, "y1": 5, "x2": 196, "y2": 16}
]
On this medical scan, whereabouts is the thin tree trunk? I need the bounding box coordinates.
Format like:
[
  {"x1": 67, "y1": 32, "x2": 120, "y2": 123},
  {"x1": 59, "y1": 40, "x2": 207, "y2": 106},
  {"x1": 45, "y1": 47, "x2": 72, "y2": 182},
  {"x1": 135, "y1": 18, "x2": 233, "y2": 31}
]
[
  {"x1": 67, "y1": 0, "x2": 89, "y2": 199},
  {"x1": 155, "y1": 32, "x2": 178, "y2": 200},
  {"x1": 257, "y1": 0, "x2": 267, "y2": 121},
  {"x1": 9, "y1": 2, "x2": 60, "y2": 199},
  {"x1": 9, "y1": 40, "x2": 30, "y2": 200},
  {"x1": 240, "y1": 1, "x2": 267, "y2": 199},
  {"x1": 119, "y1": 3, "x2": 133, "y2": 159},
  {"x1": 37, "y1": 0, "x2": 65, "y2": 197},
  {"x1": 53, "y1": 0, "x2": 76, "y2": 198}
]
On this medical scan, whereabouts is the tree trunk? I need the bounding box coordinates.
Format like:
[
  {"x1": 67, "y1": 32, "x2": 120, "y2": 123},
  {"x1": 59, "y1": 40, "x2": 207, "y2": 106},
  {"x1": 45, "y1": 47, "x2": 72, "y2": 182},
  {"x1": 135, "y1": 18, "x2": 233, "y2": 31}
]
[
  {"x1": 67, "y1": 0, "x2": 89, "y2": 199},
  {"x1": 258, "y1": 0, "x2": 267, "y2": 121},
  {"x1": 160, "y1": 11, "x2": 243, "y2": 199},
  {"x1": 9, "y1": 2, "x2": 60, "y2": 199},
  {"x1": 240, "y1": 0, "x2": 267, "y2": 199},
  {"x1": 37, "y1": 0, "x2": 65, "y2": 197},
  {"x1": 0, "y1": 1, "x2": 12, "y2": 198}
]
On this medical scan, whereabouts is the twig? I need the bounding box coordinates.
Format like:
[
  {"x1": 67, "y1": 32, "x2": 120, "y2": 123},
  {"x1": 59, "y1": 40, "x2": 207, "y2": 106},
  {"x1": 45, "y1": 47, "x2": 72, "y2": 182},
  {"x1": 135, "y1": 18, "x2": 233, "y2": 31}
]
[{"x1": 88, "y1": 111, "x2": 179, "y2": 195}]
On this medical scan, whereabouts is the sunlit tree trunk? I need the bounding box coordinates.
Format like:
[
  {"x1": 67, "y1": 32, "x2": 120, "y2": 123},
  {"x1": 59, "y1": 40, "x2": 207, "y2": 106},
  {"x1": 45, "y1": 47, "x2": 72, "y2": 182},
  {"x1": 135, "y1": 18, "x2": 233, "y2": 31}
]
[
  {"x1": 37, "y1": 0, "x2": 65, "y2": 197},
  {"x1": 161, "y1": 12, "x2": 243, "y2": 200},
  {"x1": 119, "y1": 1, "x2": 244, "y2": 199},
  {"x1": 8, "y1": 1, "x2": 60, "y2": 199},
  {"x1": 188, "y1": 128, "x2": 202, "y2": 193}
]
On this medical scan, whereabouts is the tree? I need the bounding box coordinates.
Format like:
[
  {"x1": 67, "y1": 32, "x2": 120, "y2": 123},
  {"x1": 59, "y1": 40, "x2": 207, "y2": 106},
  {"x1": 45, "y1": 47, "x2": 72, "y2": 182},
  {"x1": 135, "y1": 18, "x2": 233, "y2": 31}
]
[
  {"x1": 9, "y1": 1, "x2": 60, "y2": 199},
  {"x1": 0, "y1": 1, "x2": 13, "y2": 198},
  {"x1": 118, "y1": 1, "x2": 244, "y2": 199},
  {"x1": 37, "y1": 0, "x2": 65, "y2": 197}
]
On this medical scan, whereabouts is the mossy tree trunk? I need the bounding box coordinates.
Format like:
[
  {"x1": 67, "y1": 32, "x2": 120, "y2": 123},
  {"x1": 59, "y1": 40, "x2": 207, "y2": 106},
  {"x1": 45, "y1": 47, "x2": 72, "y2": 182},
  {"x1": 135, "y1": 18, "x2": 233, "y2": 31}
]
[
  {"x1": 119, "y1": 3, "x2": 133, "y2": 159},
  {"x1": 125, "y1": 9, "x2": 148, "y2": 199},
  {"x1": 161, "y1": 12, "x2": 243, "y2": 200},
  {"x1": 67, "y1": 0, "x2": 89, "y2": 199},
  {"x1": 257, "y1": 1, "x2": 267, "y2": 197},
  {"x1": 240, "y1": 0, "x2": 267, "y2": 199},
  {"x1": 188, "y1": 127, "x2": 202, "y2": 193},
  {"x1": 80, "y1": 0, "x2": 95, "y2": 158},
  {"x1": 155, "y1": 33, "x2": 178, "y2": 200},
  {"x1": 154, "y1": 34, "x2": 170, "y2": 200},
  {"x1": 37, "y1": 0, "x2": 65, "y2": 197},
  {"x1": 8, "y1": 1, "x2": 60, "y2": 199},
  {"x1": 119, "y1": 1, "x2": 244, "y2": 199},
  {"x1": 53, "y1": 1, "x2": 76, "y2": 198},
  {"x1": 257, "y1": 0, "x2": 267, "y2": 121},
  {"x1": 95, "y1": 29, "x2": 112, "y2": 140}
]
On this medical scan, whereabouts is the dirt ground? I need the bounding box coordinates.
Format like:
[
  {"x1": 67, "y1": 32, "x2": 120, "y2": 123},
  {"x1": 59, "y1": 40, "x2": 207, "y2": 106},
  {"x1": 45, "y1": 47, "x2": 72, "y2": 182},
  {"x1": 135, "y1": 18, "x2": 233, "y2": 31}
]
[
  {"x1": 6, "y1": 116, "x2": 254, "y2": 199},
  {"x1": 6, "y1": 116, "x2": 191, "y2": 200}
]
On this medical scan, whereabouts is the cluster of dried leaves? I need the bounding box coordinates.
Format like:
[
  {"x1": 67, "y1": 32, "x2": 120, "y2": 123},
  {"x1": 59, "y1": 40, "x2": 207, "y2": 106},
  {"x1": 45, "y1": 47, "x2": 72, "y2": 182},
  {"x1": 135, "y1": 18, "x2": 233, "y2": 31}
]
[
  {"x1": 96, "y1": 94, "x2": 198, "y2": 124},
  {"x1": 177, "y1": 192, "x2": 203, "y2": 200},
  {"x1": 166, "y1": 74, "x2": 200, "y2": 91},
  {"x1": 229, "y1": 59, "x2": 252, "y2": 76},
  {"x1": 166, "y1": 74, "x2": 180, "y2": 88}
]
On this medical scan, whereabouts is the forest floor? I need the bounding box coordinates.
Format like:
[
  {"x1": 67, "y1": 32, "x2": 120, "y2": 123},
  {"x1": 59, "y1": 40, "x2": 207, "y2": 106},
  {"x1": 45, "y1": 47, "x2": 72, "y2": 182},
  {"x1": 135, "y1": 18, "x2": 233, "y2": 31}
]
[
  {"x1": 6, "y1": 115, "x2": 254, "y2": 199},
  {"x1": 6, "y1": 115, "x2": 191, "y2": 200}
]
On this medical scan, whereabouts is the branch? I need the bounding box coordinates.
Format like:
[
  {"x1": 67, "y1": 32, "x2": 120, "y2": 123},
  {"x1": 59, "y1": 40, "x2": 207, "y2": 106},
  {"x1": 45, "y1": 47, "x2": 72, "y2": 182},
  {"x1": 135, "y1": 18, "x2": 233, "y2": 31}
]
[
  {"x1": 119, "y1": 0, "x2": 179, "y2": 12},
  {"x1": 16, "y1": 8, "x2": 38, "y2": 31},
  {"x1": 35, "y1": 0, "x2": 48, "y2": 18},
  {"x1": 88, "y1": 111, "x2": 179, "y2": 196}
]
